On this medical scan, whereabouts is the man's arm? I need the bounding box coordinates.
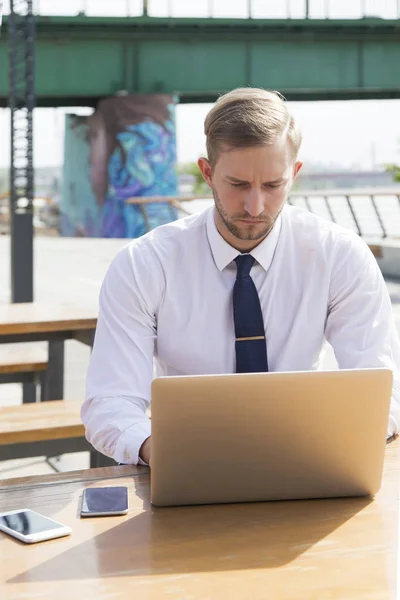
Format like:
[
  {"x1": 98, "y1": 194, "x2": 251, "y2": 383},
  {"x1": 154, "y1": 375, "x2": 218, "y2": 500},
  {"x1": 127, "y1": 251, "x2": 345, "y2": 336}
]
[
  {"x1": 81, "y1": 242, "x2": 162, "y2": 465},
  {"x1": 325, "y1": 234, "x2": 400, "y2": 438}
]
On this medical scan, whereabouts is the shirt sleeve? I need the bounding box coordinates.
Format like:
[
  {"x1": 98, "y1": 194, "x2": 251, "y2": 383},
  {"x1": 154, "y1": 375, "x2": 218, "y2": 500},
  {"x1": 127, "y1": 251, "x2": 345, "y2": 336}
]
[
  {"x1": 81, "y1": 241, "x2": 163, "y2": 465},
  {"x1": 325, "y1": 234, "x2": 400, "y2": 438}
]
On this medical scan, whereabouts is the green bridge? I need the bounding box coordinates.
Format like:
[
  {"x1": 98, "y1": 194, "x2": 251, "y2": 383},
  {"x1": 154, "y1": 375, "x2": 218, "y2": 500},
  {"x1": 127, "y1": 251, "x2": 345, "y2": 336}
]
[{"x1": 1, "y1": 15, "x2": 400, "y2": 106}]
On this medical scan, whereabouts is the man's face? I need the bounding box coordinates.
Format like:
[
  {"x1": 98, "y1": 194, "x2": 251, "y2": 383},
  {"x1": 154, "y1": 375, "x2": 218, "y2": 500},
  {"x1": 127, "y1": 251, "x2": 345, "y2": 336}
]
[{"x1": 198, "y1": 139, "x2": 302, "y2": 250}]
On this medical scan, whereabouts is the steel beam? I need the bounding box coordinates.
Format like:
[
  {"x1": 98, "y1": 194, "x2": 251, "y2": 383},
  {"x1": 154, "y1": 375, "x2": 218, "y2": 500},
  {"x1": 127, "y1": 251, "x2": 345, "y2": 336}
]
[
  {"x1": 8, "y1": 0, "x2": 35, "y2": 303},
  {"x1": 1, "y1": 16, "x2": 400, "y2": 105}
]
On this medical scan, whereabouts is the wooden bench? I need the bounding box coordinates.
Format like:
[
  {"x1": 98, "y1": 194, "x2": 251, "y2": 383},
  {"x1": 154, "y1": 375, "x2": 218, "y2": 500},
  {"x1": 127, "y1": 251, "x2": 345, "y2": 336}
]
[
  {"x1": 0, "y1": 345, "x2": 48, "y2": 403},
  {"x1": 368, "y1": 244, "x2": 383, "y2": 258},
  {"x1": 0, "y1": 400, "x2": 104, "y2": 467}
]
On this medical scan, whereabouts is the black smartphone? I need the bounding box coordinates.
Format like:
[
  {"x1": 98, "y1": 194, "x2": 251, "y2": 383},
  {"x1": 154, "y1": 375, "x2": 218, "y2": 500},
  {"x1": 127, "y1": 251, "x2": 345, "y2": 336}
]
[{"x1": 80, "y1": 486, "x2": 128, "y2": 517}]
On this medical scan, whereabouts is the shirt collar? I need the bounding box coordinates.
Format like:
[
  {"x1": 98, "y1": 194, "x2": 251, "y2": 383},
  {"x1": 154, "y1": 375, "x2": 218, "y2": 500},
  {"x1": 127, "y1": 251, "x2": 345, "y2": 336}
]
[{"x1": 206, "y1": 207, "x2": 282, "y2": 272}]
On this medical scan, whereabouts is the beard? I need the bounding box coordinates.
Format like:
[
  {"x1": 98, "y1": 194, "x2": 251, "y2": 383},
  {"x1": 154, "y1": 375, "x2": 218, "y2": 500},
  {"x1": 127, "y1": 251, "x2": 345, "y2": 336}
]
[{"x1": 212, "y1": 186, "x2": 281, "y2": 241}]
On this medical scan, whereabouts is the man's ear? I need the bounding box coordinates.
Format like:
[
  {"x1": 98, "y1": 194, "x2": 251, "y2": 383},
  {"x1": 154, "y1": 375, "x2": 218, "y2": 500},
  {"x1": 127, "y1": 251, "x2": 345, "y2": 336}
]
[
  {"x1": 293, "y1": 161, "x2": 303, "y2": 180},
  {"x1": 198, "y1": 157, "x2": 213, "y2": 188}
]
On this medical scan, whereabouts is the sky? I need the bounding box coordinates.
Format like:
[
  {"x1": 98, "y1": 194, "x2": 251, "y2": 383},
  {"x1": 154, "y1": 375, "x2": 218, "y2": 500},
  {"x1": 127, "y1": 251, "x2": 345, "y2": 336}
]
[
  {"x1": 1, "y1": 100, "x2": 400, "y2": 171},
  {"x1": 1, "y1": 0, "x2": 400, "y2": 170},
  {"x1": 2, "y1": 0, "x2": 400, "y2": 19}
]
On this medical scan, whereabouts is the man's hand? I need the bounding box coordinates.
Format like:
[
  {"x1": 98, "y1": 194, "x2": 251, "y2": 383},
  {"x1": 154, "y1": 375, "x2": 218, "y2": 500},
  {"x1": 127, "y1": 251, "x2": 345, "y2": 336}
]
[{"x1": 139, "y1": 436, "x2": 152, "y2": 466}]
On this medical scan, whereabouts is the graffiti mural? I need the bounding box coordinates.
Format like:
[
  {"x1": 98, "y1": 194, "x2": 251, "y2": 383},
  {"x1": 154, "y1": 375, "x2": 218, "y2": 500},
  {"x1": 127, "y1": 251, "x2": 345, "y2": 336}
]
[{"x1": 61, "y1": 94, "x2": 179, "y2": 237}]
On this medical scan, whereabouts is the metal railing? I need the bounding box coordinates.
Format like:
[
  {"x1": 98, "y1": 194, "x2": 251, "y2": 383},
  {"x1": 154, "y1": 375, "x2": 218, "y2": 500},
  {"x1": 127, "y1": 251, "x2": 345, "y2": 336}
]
[
  {"x1": 126, "y1": 189, "x2": 400, "y2": 240},
  {"x1": 2, "y1": 188, "x2": 400, "y2": 240},
  {"x1": 288, "y1": 189, "x2": 400, "y2": 239},
  {"x1": 2, "y1": 0, "x2": 400, "y2": 20}
]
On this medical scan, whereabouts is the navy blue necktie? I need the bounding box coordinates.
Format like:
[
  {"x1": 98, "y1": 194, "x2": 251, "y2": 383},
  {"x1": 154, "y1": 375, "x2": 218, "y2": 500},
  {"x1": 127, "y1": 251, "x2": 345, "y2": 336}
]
[{"x1": 233, "y1": 254, "x2": 269, "y2": 373}]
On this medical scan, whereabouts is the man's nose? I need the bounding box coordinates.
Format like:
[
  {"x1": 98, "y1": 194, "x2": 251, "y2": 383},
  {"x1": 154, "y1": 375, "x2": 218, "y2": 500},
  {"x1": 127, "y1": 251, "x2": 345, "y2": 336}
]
[{"x1": 244, "y1": 190, "x2": 264, "y2": 217}]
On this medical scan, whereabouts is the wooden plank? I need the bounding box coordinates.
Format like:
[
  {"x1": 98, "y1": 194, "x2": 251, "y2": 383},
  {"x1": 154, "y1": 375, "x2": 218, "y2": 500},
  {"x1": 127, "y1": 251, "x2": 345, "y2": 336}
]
[
  {"x1": 0, "y1": 400, "x2": 85, "y2": 445},
  {"x1": 0, "y1": 303, "x2": 97, "y2": 335},
  {"x1": 125, "y1": 190, "x2": 400, "y2": 203},
  {"x1": 290, "y1": 187, "x2": 400, "y2": 197},
  {"x1": 126, "y1": 194, "x2": 213, "y2": 205},
  {"x1": 0, "y1": 345, "x2": 48, "y2": 374},
  {"x1": 369, "y1": 244, "x2": 383, "y2": 258},
  {"x1": 0, "y1": 442, "x2": 398, "y2": 599}
]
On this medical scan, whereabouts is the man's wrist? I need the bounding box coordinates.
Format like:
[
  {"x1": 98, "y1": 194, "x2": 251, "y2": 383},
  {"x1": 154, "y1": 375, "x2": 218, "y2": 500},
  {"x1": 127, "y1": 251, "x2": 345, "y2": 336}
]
[{"x1": 139, "y1": 436, "x2": 152, "y2": 465}]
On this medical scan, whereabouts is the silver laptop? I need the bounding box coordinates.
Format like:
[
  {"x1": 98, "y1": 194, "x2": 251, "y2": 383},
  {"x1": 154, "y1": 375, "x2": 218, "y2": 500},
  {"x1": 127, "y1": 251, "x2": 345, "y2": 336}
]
[{"x1": 150, "y1": 368, "x2": 392, "y2": 507}]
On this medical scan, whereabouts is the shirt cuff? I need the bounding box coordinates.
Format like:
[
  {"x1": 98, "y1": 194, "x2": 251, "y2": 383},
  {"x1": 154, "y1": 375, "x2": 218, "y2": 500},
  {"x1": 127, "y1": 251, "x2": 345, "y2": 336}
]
[{"x1": 113, "y1": 420, "x2": 152, "y2": 465}]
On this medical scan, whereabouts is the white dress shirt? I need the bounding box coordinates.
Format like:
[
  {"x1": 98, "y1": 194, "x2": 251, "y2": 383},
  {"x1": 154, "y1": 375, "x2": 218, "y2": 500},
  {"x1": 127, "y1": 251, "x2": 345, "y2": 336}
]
[{"x1": 82, "y1": 205, "x2": 400, "y2": 464}]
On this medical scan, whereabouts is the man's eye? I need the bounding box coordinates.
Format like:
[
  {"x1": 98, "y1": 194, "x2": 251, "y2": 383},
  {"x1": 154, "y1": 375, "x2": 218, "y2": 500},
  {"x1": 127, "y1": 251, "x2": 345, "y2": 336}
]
[{"x1": 231, "y1": 182, "x2": 246, "y2": 188}]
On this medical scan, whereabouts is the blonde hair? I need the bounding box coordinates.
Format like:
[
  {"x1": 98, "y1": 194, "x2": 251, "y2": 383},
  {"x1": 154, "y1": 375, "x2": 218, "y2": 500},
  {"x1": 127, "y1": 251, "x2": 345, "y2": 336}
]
[{"x1": 204, "y1": 87, "x2": 302, "y2": 166}]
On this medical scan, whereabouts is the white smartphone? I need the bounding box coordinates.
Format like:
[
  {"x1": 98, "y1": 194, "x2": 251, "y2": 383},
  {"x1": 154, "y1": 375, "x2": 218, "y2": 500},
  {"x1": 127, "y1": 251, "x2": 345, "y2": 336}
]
[
  {"x1": 0, "y1": 509, "x2": 71, "y2": 544},
  {"x1": 80, "y1": 486, "x2": 128, "y2": 517}
]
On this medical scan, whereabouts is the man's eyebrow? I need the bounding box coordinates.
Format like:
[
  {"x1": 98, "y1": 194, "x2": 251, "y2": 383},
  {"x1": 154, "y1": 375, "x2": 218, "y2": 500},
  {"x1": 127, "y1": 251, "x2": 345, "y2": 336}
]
[
  {"x1": 226, "y1": 176, "x2": 248, "y2": 183},
  {"x1": 226, "y1": 176, "x2": 287, "y2": 184}
]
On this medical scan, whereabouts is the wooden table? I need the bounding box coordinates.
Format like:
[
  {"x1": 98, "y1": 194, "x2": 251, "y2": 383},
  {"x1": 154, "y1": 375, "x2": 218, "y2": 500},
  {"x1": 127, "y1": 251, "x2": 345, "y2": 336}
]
[
  {"x1": 0, "y1": 441, "x2": 398, "y2": 599},
  {"x1": 0, "y1": 303, "x2": 97, "y2": 401}
]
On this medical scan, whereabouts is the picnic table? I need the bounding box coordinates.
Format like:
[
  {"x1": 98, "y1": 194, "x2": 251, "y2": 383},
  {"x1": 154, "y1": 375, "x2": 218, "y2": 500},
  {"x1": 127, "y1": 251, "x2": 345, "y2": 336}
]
[
  {"x1": 0, "y1": 303, "x2": 97, "y2": 400},
  {"x1": 0, "y1": 440, "x2": 398, "y2": 599}
]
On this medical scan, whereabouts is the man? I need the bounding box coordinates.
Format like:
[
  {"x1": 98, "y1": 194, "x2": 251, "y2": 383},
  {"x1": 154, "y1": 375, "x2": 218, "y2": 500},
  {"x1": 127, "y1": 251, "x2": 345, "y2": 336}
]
[{"x1": 82, "y1": 87, "x2": 400, "y2": 466}]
